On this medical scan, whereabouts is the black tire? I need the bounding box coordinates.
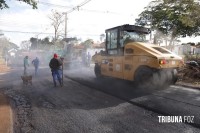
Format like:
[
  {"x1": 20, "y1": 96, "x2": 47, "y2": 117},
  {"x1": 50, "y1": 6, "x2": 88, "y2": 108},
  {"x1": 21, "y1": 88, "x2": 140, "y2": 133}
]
[
  {"x1": 158, "y1": 69, "x2": 178, "y2": 85},
  {"x1": 171, "y1": 69, "x2": 178, "y2": 85},
  {"x1": 172, "y1": 75, "x2": 178, "y2": 84},
  {"x1": 134, "y1": 66, "x2": 166, "y2": 88},
  {"x1": 134, "y1": 66, "x2": 154, "y2": 86},
  {"x1": 94, "y1": 64, "x2": 102, "y2": 78}
]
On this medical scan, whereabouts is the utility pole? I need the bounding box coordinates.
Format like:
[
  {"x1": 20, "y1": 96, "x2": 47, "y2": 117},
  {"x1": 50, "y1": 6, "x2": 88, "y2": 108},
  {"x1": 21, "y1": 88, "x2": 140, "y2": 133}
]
[
  {"x1": 61, "y1": 0, "x2": 92, "y2": 87},
  {"x1": 63, "y1": 0, "x2": 92, "y2": 39},
  {"x1": 64, "y1": 13, "x2": 67, "y2": 39}
]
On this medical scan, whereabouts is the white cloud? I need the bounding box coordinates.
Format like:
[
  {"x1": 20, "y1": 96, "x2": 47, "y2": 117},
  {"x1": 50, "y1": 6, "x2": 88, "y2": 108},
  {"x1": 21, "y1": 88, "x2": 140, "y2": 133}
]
[{"x1": 0, "y1": 0, "x2": 152, "y2": 46}]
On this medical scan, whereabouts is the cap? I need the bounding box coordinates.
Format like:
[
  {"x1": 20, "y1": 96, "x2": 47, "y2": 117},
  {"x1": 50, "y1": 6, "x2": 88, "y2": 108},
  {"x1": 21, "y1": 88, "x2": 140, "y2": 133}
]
[{"x1": 54, "y1": 53, "x2": 58, "y2": 58}]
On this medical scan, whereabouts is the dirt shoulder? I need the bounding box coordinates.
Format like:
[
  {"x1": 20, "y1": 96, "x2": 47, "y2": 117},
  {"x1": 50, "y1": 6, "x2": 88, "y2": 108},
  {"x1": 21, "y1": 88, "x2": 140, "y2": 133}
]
[
  {"x1": 176, "y1": 80, "x2": 200, "y2": 89},
  {"x1": 0, "y1": 92, "x2": 13, "y2": 133},
  {"x1": 0, "y1": 61, "x2": 13, "y2": 132},
  {"x1": 177, "y1": 65, "x2": 200, "y2": 89}
]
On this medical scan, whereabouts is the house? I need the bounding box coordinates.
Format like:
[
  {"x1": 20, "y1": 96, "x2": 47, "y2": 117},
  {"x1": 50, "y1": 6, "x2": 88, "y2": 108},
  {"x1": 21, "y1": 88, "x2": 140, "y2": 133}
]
[
  {"x1": 173, "y1": 43, "x2": 200, "y2": 55},
  {"x1": 8, "y1": 48, "x2": 17, "y2": 58},
  {"x1": 194, "y1": 45, "x2": 200, "y2": 54}
]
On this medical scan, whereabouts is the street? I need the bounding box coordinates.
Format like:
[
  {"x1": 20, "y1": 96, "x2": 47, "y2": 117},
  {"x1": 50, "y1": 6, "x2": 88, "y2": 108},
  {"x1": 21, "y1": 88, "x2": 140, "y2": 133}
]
[
  {"x1": 1, "y1": 0, "x2": 200, "y2": 133},
  {"x1": 0, "y1": 65, "x2": 200, "y2": 133}
]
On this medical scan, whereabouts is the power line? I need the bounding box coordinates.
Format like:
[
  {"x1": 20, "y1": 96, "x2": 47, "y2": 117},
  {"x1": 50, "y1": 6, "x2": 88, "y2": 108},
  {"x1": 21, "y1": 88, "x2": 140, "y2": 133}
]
[
  {"x1": 1, "y1": 30, "x2": 54, "y2": 35},
  {"x1": 37, "y1": 0, "x2": 116, "y2": 15},
  {"x1": 36, "y1": 0, "x2": 132, "y2": 16},
  {"x1": 1, "y1": 0, "x2": 134, "y2": 40},
  {"x1": 34, "y1": 26, "x2": 53, "y2": 39},
  {"x1": 79, "y1": 0, "x2": 92, "y2": 8},
  {"x1": 62, "y1": 0, "x2": 93, "y2": 38},
  {"x1": 1, "y1": 29, "x2": 102, "y2": 37},
  {"x1": 1, "y1": 0, "x2": 101, "y2": 41},
  {"x1": 37, "y1": 1, "x2": 72, "y2": 8},
  {"x1": 79, "y1": 8, "x2": 134, "y2": 16},
  {"x1": 37, "y1": 0, "x2": 92, "y2": 12},
  {"x1": 66, "y1": 0, "x2": 92, "y2": 14}
]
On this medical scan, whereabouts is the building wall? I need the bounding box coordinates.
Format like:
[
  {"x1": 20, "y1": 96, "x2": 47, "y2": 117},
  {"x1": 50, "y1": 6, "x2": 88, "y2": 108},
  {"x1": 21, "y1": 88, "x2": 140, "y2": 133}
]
[
  {"x1": 194, "y1": 48, "x2": 200, "y2": 54},
  {"x1": 86, "y1": 48, "x2": 104, "y2": 57}
]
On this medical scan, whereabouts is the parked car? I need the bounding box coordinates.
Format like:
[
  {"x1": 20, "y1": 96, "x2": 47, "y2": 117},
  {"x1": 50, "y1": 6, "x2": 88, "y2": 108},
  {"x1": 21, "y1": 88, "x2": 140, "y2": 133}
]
[{"x1": 185, "y1": 60, "x2": 199, "y2": 67}]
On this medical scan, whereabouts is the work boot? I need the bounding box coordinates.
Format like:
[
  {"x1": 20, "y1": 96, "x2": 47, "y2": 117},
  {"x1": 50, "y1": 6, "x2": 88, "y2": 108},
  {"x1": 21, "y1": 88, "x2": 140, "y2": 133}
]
[
  {"x1": 59, "y1": 80, "x2": 62, "y2": 87},
  {"x1": 60, "y1": 82, "x2": 63, "y2": 87}
]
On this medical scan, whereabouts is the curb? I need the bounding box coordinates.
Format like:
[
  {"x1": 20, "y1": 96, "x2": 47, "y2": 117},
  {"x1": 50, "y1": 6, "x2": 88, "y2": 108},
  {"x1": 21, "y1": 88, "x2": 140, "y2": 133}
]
[{"x1": 175, "y1": 83, "x2": 200, "y2": 90}]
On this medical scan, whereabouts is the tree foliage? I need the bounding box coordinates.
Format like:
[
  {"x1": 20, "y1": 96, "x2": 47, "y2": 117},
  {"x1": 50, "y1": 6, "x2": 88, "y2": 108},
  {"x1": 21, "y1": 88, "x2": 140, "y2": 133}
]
[
  {"x1": 136, "y1": 0, "x2": 200, "y2": 45},
  {"x1": 41, "y1": 37, "x2": 51, "y2": 44},
  {"x1": 20, "y1": 40, "x2": 30, "y2": 50},
  {"x1": 0, "y1": 0, "x2": 37, "y2": 9},
  {"x1": 29, "y1": 37, "x2": 54, "y2": 50},
  {"x1": 30, "y1": 37, "x2": 38, "y2": 49},
  {"x1": 81, "y1": 39, "x2": 94, "y2": 49}
]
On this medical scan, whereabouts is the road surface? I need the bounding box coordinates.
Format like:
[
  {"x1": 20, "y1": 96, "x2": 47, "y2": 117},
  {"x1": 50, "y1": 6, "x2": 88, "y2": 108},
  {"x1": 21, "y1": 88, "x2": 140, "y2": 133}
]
[{"x1": 0, "y1": 65, "x2": 200, "y2": 133}]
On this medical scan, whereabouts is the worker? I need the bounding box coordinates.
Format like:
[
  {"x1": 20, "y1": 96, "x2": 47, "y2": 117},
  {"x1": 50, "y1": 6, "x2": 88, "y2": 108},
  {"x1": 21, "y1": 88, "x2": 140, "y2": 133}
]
[
  {"x1": 32, "y1": 57, "x2": 40, "y2": 76},
  {"x1": 49, "y1": 53, "x2": 63, "y2": 87},
  {"x1": 87, "y1": 52, "x2": 91, "y2": 67},
  {"x1": 24, "y1": 56, "x2": 29, "y2": 76}
]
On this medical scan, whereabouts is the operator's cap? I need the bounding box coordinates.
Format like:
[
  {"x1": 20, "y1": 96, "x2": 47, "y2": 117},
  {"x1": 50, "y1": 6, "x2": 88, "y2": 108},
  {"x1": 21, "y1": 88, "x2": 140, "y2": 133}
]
[{"x1": 54, "y1": 53, "x2": 58, "y2": 58}]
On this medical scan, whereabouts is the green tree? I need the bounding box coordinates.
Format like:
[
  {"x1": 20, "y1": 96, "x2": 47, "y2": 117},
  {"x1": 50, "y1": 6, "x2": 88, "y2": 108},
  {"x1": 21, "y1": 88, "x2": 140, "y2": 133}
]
[
  {"x1": 81, "y1": 39, "x2": 94, "y2": 49},
  {"x1": 136, "y1": 0, "x2": 200, "y2": 48},
  {"x1": 30, "y1": 37, "x2": 38, "y2": 49},
  {"x1": 41, "y1": 37, "x2": 50, "y2": 44},
  {"x1": 0, "y1": 0, "x2": 37, "y2": 9}
]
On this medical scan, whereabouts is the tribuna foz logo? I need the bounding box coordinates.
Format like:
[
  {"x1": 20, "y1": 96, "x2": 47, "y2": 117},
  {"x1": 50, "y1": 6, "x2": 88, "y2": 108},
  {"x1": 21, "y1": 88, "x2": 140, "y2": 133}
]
[{"x1": 158, "y1": 116, "x2": 194, "y2": 123}]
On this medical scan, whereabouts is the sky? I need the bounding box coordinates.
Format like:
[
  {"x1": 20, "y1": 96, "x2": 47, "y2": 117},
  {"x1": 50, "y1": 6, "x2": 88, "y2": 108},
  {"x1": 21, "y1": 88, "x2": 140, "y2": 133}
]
[{"x1": 0, "y1": 0, "x2": 199, "y2": 47}]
